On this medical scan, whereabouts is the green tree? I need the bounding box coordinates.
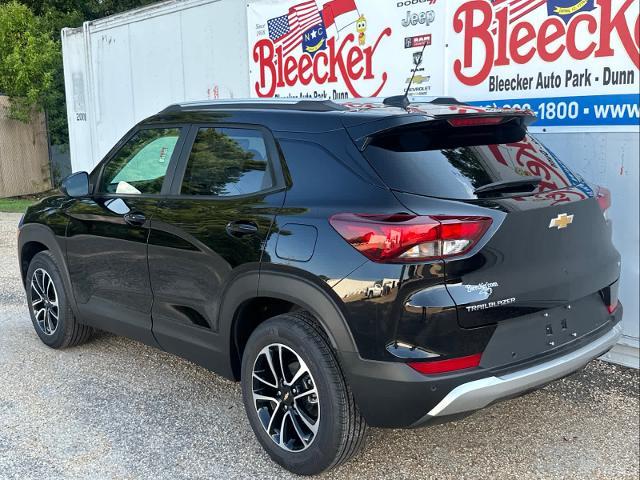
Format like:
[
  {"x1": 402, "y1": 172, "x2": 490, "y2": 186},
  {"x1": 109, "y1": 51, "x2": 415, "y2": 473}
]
[
  {"x1": 0, "y1": 1, "x2": 157, "y2": 146},
  {"x1": 0, "y1": 1, "x2": 59, "y2": 122},
  {"x1": 1, "y1": 1, "x2": 157, "y2": 21}
]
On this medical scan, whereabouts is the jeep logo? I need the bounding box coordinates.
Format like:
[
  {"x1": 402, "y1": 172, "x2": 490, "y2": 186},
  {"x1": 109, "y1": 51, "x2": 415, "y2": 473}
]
[{"x1": 401, "y1": 10, "x2": 436, "y2": 27}]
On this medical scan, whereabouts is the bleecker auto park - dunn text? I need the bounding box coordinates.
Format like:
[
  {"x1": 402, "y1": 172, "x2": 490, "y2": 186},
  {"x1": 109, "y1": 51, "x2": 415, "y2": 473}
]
[{"x1": 489, "y1": 67, "x2": 635, "y2": 93}]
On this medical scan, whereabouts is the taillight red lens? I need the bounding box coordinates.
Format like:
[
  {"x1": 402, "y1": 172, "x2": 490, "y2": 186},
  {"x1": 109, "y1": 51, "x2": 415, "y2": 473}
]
[
  {"x1": 448, "y1": 116, "x2": 504, "y2": 127},
  {"x1": 596, "y1": 186, "x2": 611, "y2": 213},
  {"x1": 329, "y1": 214, "x2": 492, "y2": 263},
  {"x1": 607, "y1": 299, "x2": 619, "y2": 314},
  {"x1": 408, "y1": 353, "x2": 482, "y2": 375}
]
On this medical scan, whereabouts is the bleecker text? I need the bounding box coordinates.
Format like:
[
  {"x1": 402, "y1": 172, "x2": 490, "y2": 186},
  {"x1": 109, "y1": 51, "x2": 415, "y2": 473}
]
[
  {"x1": 253, "y1": 29, "x2": 392, "y2": 98},
  {"x1": 453, "y1": 0, "x2": 640, "y2": 86}
]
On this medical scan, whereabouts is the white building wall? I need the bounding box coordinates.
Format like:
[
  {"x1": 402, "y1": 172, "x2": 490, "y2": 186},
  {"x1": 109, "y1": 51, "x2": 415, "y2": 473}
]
[
  {"x1": 61, "y1": 26, "x2": 93, "y2": 173},
  {"x1": 62, "y1": 0, "x2": 250, "y2": 172}
]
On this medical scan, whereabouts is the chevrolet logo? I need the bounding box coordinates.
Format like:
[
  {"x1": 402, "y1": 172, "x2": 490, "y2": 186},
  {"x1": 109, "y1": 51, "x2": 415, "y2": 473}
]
[
  {"x1": 549, "y1": 213, "x2": 574, "y2": 229},
  {"x1": 406, "y1": 75, "x2": 429, "y2": 84}
]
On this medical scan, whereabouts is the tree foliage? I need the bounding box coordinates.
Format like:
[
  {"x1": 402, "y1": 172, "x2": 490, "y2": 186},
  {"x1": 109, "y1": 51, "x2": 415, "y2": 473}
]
[
  {"x1": 0, "y1": 0, "x2": 157, "y2": 144},
  {"x1": 0, "y1": 1, "x2": 59, "y2": 122},
  {"x1": 13, "y1": 1, "x2": 157, "y2": 18}
]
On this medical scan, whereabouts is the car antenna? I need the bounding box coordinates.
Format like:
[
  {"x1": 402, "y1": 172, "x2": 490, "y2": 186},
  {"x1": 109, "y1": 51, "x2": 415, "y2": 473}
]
[{"x1": 383, "y1": 40, "x2": 429, "y2": 110}]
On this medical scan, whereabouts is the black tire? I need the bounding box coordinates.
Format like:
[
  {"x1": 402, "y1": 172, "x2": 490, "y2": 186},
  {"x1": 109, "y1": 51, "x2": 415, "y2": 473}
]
[
  {"x1": 25, "y1": 251, "x2": 93, "y2": 349},
  {"x1": 241, "y1": 311, "x2": 367, "y2": 475}
]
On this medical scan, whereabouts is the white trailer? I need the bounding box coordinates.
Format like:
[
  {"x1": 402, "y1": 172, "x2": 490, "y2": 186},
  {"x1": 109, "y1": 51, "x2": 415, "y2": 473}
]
[
  {"x1": 61, "y1": 0, "x2": 250, "y2": 173},
  {"x1": 61, "y1": 0, "x2": 639, "y2": 367}
]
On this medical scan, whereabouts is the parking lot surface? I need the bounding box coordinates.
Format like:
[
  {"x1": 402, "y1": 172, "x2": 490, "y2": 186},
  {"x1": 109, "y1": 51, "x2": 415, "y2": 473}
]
[{"x1": 1, "y1": 211, "x2": 638, "y2": 479}]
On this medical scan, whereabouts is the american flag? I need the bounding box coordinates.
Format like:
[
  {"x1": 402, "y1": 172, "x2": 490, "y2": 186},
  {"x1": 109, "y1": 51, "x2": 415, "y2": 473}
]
[
  {"x1": 490, "y1": 0, "x2": 547, "y2": 33},
  {"x1": 492, "y1": 0, "x2": 547, "y2": 24},
  {"x1": 268, "y1": 0, "x2": 323, "y2": 56}
]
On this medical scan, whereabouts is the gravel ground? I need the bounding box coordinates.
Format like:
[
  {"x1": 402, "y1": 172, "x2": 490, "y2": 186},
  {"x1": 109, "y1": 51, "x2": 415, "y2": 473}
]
[{"x1": 1, "y1": 211, "x2": 638, "y2": 479}]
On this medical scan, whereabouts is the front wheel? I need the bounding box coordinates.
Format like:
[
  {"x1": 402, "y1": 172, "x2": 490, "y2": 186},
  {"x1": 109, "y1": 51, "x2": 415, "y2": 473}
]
[
  {"x1": 25, "y1": 251, "x2": 93, "y2": 349},
  {"x1": 241, "y1": 311, "x2": 367, "y2": 475}
]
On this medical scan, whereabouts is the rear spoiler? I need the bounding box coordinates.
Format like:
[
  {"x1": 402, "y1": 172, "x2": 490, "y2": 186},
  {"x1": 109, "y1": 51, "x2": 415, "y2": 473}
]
[{"x1": 345, "y1": 107, "x2": 537, "y2": 151}]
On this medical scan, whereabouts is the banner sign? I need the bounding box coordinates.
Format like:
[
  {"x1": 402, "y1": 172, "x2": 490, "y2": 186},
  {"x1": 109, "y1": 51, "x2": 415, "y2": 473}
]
[
  {"x1": 247, "y1": 0, "x2": 640, "y2": 131},
  {"x1": 448, "y1": 0, "x2": 640, "y2": 130},
  {"x1": 468, "y1": 93, "x2": 640, "y2": 127},
  {"x1": 247, "y1": 0, "x2": 446, "y2": 100}
]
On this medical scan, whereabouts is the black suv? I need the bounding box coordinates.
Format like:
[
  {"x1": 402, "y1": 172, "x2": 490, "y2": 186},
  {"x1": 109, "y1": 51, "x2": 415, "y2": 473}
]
[{"x1": 18, "y1": 98, "x2": 622, "y2": 475}]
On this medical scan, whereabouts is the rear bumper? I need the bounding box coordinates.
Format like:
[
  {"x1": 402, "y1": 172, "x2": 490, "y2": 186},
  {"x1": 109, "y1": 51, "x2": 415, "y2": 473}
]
[
  {"x1": 343, "y1": 307, "x2": 623, "y2": 428},
  {"x1": 413, "y1": 321, "x2": 622, "y2": 424}
]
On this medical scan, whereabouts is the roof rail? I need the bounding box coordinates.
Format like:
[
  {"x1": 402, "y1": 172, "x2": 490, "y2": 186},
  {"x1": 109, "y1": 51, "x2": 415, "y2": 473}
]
[{"x1": 159, "y1": 98, "x2": 348, "y2": 114}]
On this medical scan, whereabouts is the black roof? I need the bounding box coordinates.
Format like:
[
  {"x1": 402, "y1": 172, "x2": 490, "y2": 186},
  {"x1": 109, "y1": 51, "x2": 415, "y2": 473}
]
[
  {"x1": 144, "y1": 97, "x2": 536, "y2": 139},
  {"x1": 157, "y1": 97, "x2": 466, "y2": 116},
  {"x1": 159, "y1": 99, "x2": 350, "y2": 114}
]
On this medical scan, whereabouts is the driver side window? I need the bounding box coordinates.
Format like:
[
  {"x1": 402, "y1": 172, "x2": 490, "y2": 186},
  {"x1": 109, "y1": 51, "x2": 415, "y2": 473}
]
[{"x1": 99, "y1": 128, "x2": 181, "y2": 195}]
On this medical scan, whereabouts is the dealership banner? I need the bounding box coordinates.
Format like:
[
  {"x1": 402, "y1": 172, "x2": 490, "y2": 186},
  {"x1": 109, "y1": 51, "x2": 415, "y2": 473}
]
[
  {"x1": 448, "y1": 0, "x2": 640, "y2": 130},
  {"x1": 248, "y1": 0, "x2": 640, "y2": 131},
  {"x1": 247, "y1": 0, "x2": 447, "y2": 99}
]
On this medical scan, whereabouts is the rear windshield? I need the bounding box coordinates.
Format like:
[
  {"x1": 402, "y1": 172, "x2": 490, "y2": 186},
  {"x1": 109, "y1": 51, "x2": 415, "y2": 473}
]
[{"x1": 363, "y1": 122, "x2": 583, "y2": 199}]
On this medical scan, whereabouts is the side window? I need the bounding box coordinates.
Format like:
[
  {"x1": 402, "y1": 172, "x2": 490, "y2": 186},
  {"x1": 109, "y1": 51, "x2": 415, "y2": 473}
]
[
  {"x1": 181, "y1": 127, "x2": 273, "y2": 197},
  {"x1": 99, "y1": 128, "x2": 181, "y2": 195}
]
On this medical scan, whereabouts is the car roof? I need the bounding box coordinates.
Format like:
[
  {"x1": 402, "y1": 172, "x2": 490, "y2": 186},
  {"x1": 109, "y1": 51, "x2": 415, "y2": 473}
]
[
  {"x1": 155, "y1": 97, "x2": 469, "y2": 117},
  {"x1": 142, "y1": 97, "x2": 535, "y2": 136}
]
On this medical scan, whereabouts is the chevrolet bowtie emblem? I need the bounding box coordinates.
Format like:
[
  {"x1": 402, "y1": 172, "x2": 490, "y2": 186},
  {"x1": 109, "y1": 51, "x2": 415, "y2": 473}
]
[{"x1": 549, "y1": 213, "x2": 574, "y2": 229}]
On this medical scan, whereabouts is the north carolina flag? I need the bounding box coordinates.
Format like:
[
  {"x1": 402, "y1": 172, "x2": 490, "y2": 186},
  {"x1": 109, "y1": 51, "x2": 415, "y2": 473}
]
[
  {"x1": 321, "y1": 0, "x2": 359, "y2": 32},
  {"x1": 546, "y1": 0, "x2": 595, "y2": 23},
  {"x1": 267, "y1": 0, "x2": 323, "y2": 55}
]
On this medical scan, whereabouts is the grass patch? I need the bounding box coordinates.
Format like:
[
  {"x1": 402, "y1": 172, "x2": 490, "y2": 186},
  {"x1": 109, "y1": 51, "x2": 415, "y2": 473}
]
[
  {"x1": 0, "y1": 190, "x2": 57, "y2": 213},
  {"x1": 0, "y1": 198, "x2": 36, "y2": 213}
]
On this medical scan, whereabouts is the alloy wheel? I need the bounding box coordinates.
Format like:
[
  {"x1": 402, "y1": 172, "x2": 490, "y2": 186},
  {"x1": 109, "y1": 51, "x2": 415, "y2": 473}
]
[
  {"x1": 252, "y1": 343, "x2": 320, "y2": 452},
  {"x1": 30, "y1": 268, "x2": 59, "y2": 336}
]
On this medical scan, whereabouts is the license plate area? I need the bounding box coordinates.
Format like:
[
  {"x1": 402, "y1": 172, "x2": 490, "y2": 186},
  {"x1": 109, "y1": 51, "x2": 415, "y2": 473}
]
[{"x1": 479, "y1": 293, "x2": 610, "y2": 369}]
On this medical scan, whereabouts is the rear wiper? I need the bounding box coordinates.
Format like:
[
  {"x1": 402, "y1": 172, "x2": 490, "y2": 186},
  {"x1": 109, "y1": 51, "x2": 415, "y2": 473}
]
[{"x1": 474, "y1": 177, "x2": 542, "y2": 196}]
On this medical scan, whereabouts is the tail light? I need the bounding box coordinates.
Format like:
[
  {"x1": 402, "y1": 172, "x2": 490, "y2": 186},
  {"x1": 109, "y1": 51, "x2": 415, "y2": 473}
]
[
  {"x1": 602, "y1": 281, "x2": 619, "y2": 314},
  {"x1": 329, "y1": 214, "x2": 492, "y2": 263},
  {"x1": 596, "y1": 186, "x2": 611, "y2": 220},
  {"x1": 408, "y1": 353, "x2": 482, "y2": 375}
]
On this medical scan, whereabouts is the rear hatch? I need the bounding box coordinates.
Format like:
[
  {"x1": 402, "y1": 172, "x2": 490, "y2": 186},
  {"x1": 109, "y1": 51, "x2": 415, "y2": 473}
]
[{"x1": 357, "y1": 112, "x2": 621, "y2": 329}]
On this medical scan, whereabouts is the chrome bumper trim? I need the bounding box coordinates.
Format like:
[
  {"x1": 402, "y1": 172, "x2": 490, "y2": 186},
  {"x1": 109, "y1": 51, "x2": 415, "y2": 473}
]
[{"x1": 423, "y1": 323, "x2": 623, "y2": 420}]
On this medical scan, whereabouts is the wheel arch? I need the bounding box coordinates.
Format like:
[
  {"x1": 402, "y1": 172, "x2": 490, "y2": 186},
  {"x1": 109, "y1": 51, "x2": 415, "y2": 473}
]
[
  {"x1": 20, "y1": 241, "x2": 49, "y2": 284},
  {"x1": 18, "y1": 224, "x2": 80, "y2": 316},
  {"x1": 218, "y1": 265, "x2": 359, "y2": 381}
]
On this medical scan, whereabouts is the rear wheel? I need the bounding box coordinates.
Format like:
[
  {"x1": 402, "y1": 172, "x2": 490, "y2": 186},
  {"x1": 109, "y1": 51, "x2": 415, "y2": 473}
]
[
  {"x1": 26, "y1": 251, "x2": 93, "y2": 349},
  {"x1": 241, "y1": 311, "x2": 367, "y2": 475}
]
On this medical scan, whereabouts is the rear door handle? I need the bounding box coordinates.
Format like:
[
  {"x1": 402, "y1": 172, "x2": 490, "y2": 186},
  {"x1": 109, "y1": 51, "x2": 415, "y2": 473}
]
[
  {"x1": 124, "y1": 212, "x2": 147, "y2": 227},
  {"x1": 226, "y1": 221, "x2": 258, "y2": 238}
]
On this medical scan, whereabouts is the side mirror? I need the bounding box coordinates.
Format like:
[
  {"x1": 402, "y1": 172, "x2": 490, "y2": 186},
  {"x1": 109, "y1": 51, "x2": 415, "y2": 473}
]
[{"x1": 60, "y1": 171, "x2": 90, "y2": 198}]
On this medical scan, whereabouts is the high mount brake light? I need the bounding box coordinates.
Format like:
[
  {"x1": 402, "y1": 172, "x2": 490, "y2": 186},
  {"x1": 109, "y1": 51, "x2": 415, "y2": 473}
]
[
  {"x1": 595, "y1": 186, "x2": 612, "y2": 223},
  {"x1": 448, "y1": 117, "x2": 504, "y2": 127},
  {"x1": 408, "y1": 353, "x2": 483, "y2": 375},
  {"x1": 596, "y1": 186, "x2": 611, "y2": 213},
  {"x1": 329, "y1": 214, "x2": 492, "y2": 263}
]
